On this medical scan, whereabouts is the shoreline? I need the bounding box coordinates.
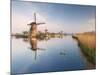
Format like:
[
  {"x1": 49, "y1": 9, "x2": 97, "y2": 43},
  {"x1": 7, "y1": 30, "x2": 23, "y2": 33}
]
[{"x1": 72, "y1": 35, "x2": 96, "y2": 65}]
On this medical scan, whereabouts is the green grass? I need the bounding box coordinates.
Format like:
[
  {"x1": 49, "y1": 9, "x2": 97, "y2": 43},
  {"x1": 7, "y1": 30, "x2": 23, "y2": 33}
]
[{"x1": 78, "y1": 41, "x2": 96, "y2": 64}]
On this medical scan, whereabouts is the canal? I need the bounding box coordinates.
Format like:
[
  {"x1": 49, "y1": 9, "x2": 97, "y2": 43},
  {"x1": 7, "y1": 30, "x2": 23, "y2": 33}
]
[{"x1": 11, "y1": 35, "x2": 94, "y2": 74}]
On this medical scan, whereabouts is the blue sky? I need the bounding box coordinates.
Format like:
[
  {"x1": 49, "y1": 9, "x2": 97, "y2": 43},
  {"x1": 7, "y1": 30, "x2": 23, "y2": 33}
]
[{"x1": 12, "y1": 0, "x2": 96, "y2": 33}]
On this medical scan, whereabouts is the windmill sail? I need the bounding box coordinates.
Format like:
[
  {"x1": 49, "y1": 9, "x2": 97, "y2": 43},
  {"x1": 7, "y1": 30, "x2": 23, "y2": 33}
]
[
  {"x1": 34, "y1": 13, "x2": 36, "y2": 23},
  {"x1": 36, "y1": 23, "x2": 45, "y2": 25}
]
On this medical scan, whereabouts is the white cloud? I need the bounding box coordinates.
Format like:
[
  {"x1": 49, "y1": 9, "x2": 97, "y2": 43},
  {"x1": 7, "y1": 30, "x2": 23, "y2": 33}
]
[{"x1": 81, "y1": 18, "x2": 96, "y2": 32}]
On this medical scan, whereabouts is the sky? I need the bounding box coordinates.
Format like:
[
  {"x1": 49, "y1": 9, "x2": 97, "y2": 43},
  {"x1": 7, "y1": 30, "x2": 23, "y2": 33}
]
[{"x1": 12, "y1": 0, "x2": 96, "y2": 33}]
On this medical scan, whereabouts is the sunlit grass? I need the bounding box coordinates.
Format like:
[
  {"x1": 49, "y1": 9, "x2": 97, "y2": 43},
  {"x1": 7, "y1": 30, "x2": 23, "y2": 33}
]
[
  {"x1": 72, "y1": 33, "x2": 96, "y2": 64},
  {"x1": 76, "y1": 34, "x2": 96, "y2": 49}
]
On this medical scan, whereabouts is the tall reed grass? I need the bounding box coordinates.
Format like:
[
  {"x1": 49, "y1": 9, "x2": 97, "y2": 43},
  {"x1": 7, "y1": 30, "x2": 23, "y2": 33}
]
[{"x1": 72, "y1": 34, "x2": 96, "y2": 64}]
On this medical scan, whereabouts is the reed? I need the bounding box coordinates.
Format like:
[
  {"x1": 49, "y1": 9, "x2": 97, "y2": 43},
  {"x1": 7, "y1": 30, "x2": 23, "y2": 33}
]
[{"x1": 72, "y1": 34, "x2": 96, "y2": 64}]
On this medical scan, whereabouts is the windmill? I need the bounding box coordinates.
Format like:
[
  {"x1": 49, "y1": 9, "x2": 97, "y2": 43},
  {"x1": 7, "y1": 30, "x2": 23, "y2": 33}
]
[{"x1": 28, "y1": 13, "x2": 45, "y2": 38}]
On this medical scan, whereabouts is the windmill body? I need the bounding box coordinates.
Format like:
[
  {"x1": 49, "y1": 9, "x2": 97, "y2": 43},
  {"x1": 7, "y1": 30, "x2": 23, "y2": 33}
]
[
  {"x1": 30, "y1": 22, "x2": 37, "y2": 38},
  {"x1": 28, "y1": 13, "x2": 45, "y2": 38}
]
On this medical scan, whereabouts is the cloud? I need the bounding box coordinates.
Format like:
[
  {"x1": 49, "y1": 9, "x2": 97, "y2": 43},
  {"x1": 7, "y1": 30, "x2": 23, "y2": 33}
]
[
  {"x1": 82, "y1": 18, "x2": 96, "y2": 32},
  {"x1": 88, "y1": 18, "x2": 96, "y2": 29}
]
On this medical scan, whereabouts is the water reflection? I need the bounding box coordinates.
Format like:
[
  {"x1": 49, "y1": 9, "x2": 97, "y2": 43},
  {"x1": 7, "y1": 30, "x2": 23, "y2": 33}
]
[
  {"x1": 59, "y1": 50, "x2": 67, "y2": 56},
  {"x1": 22, "y1": 36, "x2": 65, "y2": 60},
  {"x1": 30, "y1": 38, "x2": 37, "y2": 50},
  {"x1": 30, "y1": 37, "x2": 45, "y2": 60},
  {"x1": 23, "y1": 37, "x2": 46, "y2": 60},
  {"x1": 12, "y1": 35, "x2": 95, "y2": 74}
]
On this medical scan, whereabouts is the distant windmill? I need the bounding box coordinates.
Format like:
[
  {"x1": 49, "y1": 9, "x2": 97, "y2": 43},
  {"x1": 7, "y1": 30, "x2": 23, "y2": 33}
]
[{"x1": 28, "y1": 13, "x2": 45, "y2": 38}]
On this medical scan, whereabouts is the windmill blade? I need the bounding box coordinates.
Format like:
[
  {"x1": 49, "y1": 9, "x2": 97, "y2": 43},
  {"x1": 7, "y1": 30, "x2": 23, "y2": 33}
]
[
  {"x1": 34, "y1": 13, "x2": 36, "y2": 23},
  {"x1": 36, "y1": 23, "x2": 45, "y2": 25}
]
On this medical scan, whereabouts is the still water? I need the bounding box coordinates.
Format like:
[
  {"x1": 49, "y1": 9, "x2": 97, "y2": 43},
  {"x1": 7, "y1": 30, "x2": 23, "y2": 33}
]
[{"x1": 11, "y1": 35, "x2": 92, "y2": 74}]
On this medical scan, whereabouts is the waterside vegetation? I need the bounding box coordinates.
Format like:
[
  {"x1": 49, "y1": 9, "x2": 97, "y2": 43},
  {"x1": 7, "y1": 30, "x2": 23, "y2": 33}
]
[{"x1": 72, "y1": 32, "x2": 96, "y2": 65}]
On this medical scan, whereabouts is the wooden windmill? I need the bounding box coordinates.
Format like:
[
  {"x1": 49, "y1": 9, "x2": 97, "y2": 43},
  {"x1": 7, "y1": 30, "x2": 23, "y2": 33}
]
[{"x1": 28, "y1": 13, "x2": 45, "y2": 38}]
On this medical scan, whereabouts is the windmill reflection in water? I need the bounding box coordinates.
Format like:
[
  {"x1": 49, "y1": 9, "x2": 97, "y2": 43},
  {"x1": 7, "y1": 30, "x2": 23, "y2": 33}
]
[{"x1": 30, "y1": 37, "x2": 45, "y2": 60}]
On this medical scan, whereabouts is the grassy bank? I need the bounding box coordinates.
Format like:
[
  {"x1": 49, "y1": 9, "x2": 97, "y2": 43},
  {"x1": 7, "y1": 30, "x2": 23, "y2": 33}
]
[{"x1": 72, "y1": 34, "x2": 96, "y2": 64}]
